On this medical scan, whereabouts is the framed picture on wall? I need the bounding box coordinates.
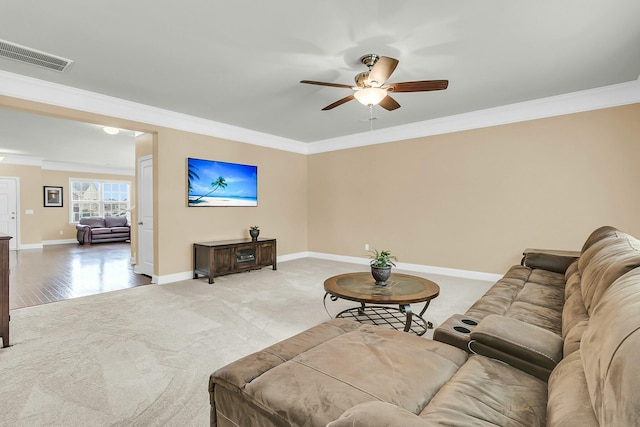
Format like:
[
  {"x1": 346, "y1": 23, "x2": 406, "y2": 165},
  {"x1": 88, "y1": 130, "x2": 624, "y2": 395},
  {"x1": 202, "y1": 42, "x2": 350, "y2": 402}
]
[{"x1": 44, "y1": 186, "x2": 63, "y2": 207}]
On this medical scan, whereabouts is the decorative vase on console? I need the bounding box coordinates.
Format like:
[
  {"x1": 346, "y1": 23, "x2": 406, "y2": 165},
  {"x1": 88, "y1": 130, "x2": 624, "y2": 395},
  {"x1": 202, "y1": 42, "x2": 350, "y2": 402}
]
[
  {"x1": 249, "y1": 226, "x2": 260, "y2": 241},
  {"x1": 368, "y1": 249, "x2": 397, "y2": 286}
]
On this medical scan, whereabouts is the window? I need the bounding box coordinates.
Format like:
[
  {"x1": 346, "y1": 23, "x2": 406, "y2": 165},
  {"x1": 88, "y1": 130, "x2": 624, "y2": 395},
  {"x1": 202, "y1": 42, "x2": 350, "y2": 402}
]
[{"x1": 70, "y1": 179, "x2": 131, "y2": 223}]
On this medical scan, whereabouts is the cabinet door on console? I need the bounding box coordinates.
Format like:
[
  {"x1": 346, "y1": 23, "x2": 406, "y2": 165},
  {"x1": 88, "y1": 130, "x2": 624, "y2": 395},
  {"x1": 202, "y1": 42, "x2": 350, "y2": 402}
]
[
  {"x1": 257, "y1": 242, "x2": 274, "y2": 266},
  {"x1": 213, "y1": 248, "x2": 235, "y2": 274}
]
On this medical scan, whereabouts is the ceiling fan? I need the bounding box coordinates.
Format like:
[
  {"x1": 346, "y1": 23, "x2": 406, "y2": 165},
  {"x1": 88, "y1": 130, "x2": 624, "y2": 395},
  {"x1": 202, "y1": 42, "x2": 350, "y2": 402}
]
[{"x1": 300, "y1": 54, "x2": 448, "y2": 111}]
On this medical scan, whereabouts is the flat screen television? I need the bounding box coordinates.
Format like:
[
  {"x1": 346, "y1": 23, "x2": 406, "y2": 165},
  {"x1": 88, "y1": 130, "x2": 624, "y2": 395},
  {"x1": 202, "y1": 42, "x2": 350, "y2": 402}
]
[{"x1": 187, "y1": 157, "x2": 258, "y2": 207}]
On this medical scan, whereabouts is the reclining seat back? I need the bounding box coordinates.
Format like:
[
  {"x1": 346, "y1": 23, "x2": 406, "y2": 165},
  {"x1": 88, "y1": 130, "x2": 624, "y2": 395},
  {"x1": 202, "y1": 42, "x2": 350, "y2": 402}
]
[
  {"x1": 578, "y1": 230, "x2": 640, "y2": 315},
  {"x1": 581, "y1": 268, "x2": 640, "y2": 426},
  {"x1": 562, "y1": 229, "x2": 640, "y2": 357},
  {"x1": 548, "y1": 268, "x2": 640, "y2": 427},
  {"x1": 579, "y1": 225, "x2": 619, "y2": 253}
]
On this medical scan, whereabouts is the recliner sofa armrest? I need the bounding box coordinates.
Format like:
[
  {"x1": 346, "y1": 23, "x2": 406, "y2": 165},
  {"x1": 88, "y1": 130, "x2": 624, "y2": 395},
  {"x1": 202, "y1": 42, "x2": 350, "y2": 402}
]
[
  {"x1": 521, "y1": 248, "x2": 580, "y2": 274},
  {"x1": 469, "y1": 314, "x2": 563, "y2": 381},
  {"x1": 328, "y1": 401, "x2": 434, "y2": 427},
  {"x1": 76, "y1": 224, "x2": 92, "y2": 244}
]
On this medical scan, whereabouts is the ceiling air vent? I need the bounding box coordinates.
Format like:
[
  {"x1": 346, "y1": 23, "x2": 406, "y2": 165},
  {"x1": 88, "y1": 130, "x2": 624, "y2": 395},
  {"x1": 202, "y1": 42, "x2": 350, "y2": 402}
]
[{"x1": 0, "y1": 39, "x2": 73, "y2": 72}]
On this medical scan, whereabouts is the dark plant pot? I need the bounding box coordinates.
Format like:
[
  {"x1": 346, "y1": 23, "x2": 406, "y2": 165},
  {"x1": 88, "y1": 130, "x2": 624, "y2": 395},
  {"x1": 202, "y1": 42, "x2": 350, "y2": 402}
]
[
  {"x1": 249, "y1": 229, "x2": 260, "y2": 241},
  {"x1": 371, "y1": 266, "x2": 392, "y2": 286}
]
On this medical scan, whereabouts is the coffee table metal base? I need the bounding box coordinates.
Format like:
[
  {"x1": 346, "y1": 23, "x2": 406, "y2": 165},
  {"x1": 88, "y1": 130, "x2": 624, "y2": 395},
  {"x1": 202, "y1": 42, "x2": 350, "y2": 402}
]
[{"x1": 326, "y1": 295, "x2": 433, "y2": 336}]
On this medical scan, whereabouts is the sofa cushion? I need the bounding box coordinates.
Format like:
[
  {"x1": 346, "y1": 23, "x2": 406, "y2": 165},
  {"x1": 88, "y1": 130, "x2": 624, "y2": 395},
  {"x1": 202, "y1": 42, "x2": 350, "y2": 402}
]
[
  {"x1": 211, "y1": 319, "x2": 467, "y2": 427},
  {"x1": 526, "y1": 269, "x2": 566, "y2": 287},
  {"x1": 581, "y1": 268, "x2": 640, "y2": 426},
  {"x1": 105, "y1": 216, "x2": 128, "y2": 228},
  {"x1": 547, "y1": 350, "x2": 598, "y2": 427},
  {"x1": 328, "y1": 401, "x2": 429, "y2": 427},
  {"x1": 506, "y1": 301, "x2": 563, "y2": 335},
  {"x1": 561, "y1": 260, "x2": 588, "y2": 353},
  {"x1": 563, "y1": 259, "x2": 579, "y2": 287},
  {"x1": 419, "y1": 355, "x2": 548, "y2": 426},
  {"x1": 563, "y1": 318, "x2": 587, "y2": 356},
  {"x1": 90, "y1": 227, "x2": 111, "y2": 235},
  {"x1": 514, "y1": 282, "x2": 564, "y2": 310},
  {"x1": 465, "y1": 265, "x2": 565, "y2": 336},
  {"x1": 109, "y1": 226, "x2": 130, "y2": 233},
  {"x1": 465, "y1": 266, "x2": 530, "y2": 319},
  {"x1": 79, "y1": 217, "x2": 106, "y2": 228},
  {"x1": 562, "y1": 286, "x2": 588, "y2": 336}
]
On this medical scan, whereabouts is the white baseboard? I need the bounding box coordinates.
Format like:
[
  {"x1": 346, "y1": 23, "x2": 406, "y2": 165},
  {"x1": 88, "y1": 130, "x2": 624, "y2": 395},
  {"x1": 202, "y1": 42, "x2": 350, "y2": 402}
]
[
  {"x1": 154, "y1": 252, "x2": 309, "y2": 285},
  {"x1": 276, "y1": 252, "x2": 310, "y2": 263},
  {"x1": 306, "y1": 252, "x2": 503, "y2": 282},
  {"x1": 156, "y1": 271, "x2": 193, "y2": 285},
  {"x1": 153, "y1": 251, "x2": 503, "y2": 285},
  {"x1": 19, "y1": 243, "x2": 44, "y2": 250},
  {"x1": 43, "y1": 239, "x2": 78, "y2": 246}
]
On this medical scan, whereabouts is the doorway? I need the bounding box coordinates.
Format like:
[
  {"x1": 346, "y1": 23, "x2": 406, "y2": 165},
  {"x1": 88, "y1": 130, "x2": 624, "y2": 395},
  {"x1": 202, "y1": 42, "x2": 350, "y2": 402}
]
[{"x1": 0, "y1": 177, "x2": 18, "y2": 250}]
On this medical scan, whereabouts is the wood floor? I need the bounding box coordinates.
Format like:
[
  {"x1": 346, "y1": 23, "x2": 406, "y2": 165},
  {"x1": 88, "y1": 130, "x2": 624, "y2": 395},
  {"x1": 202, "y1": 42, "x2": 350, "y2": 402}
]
[{"x1": 9, "y1": 242, "x2": 151, "y2": 310}]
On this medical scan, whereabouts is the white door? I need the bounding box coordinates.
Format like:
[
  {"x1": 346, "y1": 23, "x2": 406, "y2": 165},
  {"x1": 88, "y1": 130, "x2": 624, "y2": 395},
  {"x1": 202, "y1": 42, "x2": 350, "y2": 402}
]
[
  {"x1": 0, "y1": 178, "x2": 18, "y2": 250},
  {"x1": 137, "y1": 156, "x2": 154, "y2": 277}
]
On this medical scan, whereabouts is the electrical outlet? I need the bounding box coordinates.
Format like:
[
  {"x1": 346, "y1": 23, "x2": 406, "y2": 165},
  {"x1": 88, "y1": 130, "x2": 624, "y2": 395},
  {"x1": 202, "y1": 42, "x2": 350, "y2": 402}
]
[
  {"x1": 364, "y1": 243, "x2": 369, "y2": 251},
  {"x1": 59, "y1": 230, "x2": 64, "y2": 235}
]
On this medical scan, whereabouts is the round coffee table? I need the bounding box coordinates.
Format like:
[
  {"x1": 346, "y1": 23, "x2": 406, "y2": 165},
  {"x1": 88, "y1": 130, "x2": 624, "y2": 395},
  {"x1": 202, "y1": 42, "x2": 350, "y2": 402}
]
[{"x1": 323, "y1": 272, "x2": 440, "y2": 335}]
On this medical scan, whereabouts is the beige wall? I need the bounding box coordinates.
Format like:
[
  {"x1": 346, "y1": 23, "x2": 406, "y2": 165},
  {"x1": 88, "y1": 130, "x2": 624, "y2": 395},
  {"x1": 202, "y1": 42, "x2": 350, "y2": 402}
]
[
  {"x1": 308, "y1": 104, "x2": 640, "y2": 274},
  {"x1": 0, "y1": 163, "x2": 134, "y2": 244},
  {"x1": 155, "y1": 128, "x2": 308, "y2": 275},
  {"x1": 41, "y1": 170, "x2": 134, "y2": 241},
  {"x1": 0, "y1": 164, "x2": 42, "y2": 245},
  {"x1": 0, "y1": 97, "x2": 308, "y2": 278},
  {"x1": 2, "y1": 95, "x2": 638, "y2": 278}
]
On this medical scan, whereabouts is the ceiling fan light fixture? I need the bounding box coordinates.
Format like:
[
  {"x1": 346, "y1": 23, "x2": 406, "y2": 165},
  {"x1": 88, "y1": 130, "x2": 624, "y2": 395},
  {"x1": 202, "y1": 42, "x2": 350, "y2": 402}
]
[{"x1": 354, "y1": 87, "x2": 387, "y2": 107}]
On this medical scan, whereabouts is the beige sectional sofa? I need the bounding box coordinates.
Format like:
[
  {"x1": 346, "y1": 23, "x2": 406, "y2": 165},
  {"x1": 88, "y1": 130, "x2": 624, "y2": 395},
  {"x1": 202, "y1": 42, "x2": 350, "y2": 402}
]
[{"x1": 209, "y1": 226, "x2": 640, "y2": 426}]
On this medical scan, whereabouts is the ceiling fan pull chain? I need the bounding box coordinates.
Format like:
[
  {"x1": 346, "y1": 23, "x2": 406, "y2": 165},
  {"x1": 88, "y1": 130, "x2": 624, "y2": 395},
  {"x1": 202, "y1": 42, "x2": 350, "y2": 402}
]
[{"x1": 369, "y1": 106, "x2": 374, "y2": 132}]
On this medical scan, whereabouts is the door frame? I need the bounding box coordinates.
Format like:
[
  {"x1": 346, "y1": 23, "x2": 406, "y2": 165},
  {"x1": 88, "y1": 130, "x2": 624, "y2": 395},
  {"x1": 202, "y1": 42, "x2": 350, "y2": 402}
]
[{"x1": 0, "y1": 176, "x2": 20, "y2": 250}]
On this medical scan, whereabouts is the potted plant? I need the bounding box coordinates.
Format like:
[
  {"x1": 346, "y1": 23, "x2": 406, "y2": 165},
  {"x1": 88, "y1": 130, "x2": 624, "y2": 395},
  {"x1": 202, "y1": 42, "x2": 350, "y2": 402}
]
[
  {"x1": 249, "y1": 226, "x2": 260, "y2": 241},
  {"x1": 368, "y1": 249, "x2": 397, "y2": 286}
]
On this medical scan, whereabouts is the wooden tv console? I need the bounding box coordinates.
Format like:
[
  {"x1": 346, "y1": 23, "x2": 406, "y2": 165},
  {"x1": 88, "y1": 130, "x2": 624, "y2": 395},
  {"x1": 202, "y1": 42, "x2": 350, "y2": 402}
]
[{"x1": 193, "y1": 238, "x2": 276, "y2": 284}]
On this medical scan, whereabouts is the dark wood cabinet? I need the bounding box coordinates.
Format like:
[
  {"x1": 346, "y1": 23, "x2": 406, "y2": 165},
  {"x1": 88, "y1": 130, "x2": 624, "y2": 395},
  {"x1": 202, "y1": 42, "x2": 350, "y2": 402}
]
[
  {"x1": 257, "y1": 241, "x2": 275, "y2": 266},
  {"x1": 1, "y1": 233, "x2": 12, "y2": 348},
  {"x1": 193, "y1": 238, "x2": 277, "y2": 283}
]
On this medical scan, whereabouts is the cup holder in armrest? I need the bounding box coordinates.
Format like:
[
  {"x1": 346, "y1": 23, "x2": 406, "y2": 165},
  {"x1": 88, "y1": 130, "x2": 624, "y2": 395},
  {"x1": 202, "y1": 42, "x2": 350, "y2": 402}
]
[{"x1": 434, "y1": 314, "x2": 482, "y2": 352}]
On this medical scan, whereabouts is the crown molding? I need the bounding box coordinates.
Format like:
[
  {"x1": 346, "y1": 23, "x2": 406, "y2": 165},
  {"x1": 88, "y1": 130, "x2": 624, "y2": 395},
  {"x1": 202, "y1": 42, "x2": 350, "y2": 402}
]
[
  {"x1": 1, "y1": 153, "x2": 134, "y2": 175},
  {"x1": 0, "y1": 70, "x2": 307, "y2": 154},
  {"x1": 306, "y1": 80, "x2": 640, "y2": 154},
  {"x1": 2, "y1": 70, "x2": 639, "y2": 157},
  {"x1": 1, "y1": 153, "x2": 44, "y2": 166},
  {"x1": 42, "y1": 160, "x2": 134, "y2": 176}
]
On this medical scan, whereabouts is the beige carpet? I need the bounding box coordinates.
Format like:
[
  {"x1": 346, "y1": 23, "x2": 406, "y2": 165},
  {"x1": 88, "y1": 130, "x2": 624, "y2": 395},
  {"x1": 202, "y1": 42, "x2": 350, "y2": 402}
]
[{"x1": 0, "y1": 258, "x2": 493, "y2": 426}]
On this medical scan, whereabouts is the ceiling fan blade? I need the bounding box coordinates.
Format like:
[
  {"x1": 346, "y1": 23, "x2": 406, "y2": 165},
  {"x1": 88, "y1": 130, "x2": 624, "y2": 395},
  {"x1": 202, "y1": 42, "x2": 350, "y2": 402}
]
[
  {"x1": 322, "y1": 94, "x2": 355, "y2": 110},
  {"x1": 368, "y1": 56, "x2": 399, "y2": 85},
  {"x1": 300, "y1": 80, "x2": 354, "y2": 89},
  {"x1": 379, "y1": 95, "x2": 400, "y2": 111},
  {"x1": 385, "y1": 80, "x2": 449, "y2": 93}
]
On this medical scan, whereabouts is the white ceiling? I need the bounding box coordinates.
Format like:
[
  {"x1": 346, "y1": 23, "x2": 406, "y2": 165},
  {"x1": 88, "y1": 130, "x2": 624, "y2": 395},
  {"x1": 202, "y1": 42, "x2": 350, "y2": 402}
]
[
  {"x1": 1, "y1": 0, "x2": 639, "y2": 170},
  {"x1": 0, "y1": 109, "x2": 138, "y2": 172}
]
